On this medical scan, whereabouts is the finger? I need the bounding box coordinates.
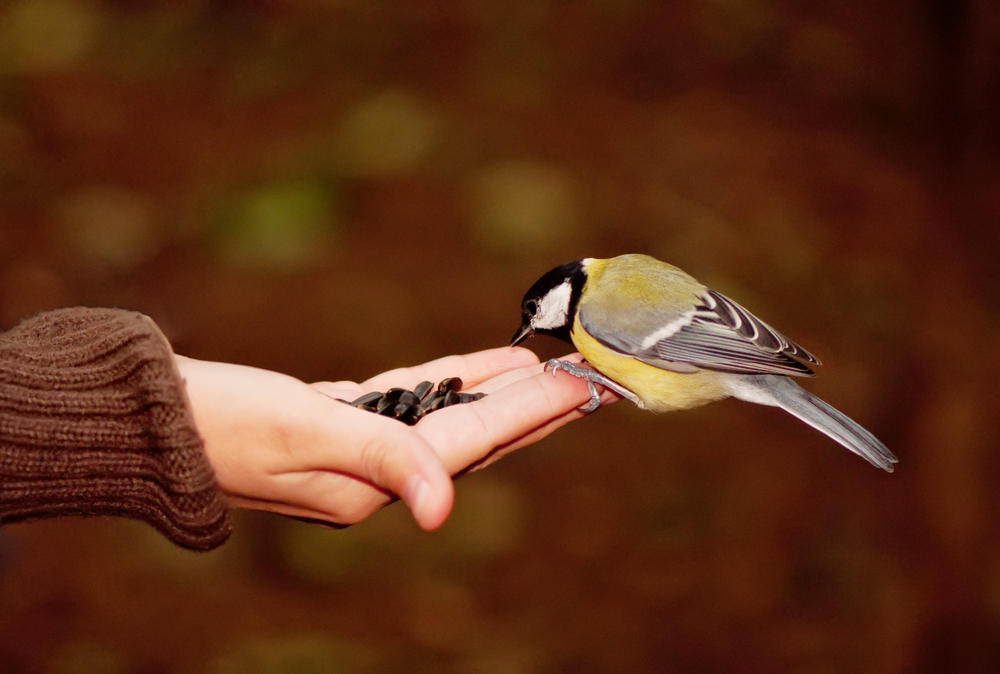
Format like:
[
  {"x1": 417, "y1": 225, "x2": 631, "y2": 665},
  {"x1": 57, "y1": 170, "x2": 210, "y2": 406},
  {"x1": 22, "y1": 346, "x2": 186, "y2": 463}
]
[
  {"x1": 467, "y1": 388, "x2": 620, "y2": 471},
  {"x1": 471, "y1": 352, "x2": 585, "y2": 394},
  {"x1": 290, "y1": 398, "x2": 455, "y2": 530},
  {"x1": 416, "y1": 365, "x2": 617, "y2": 475},
  {"x1": 310, "y1": 380, "x2": 366, "y2": 400},
  {"x1": 362, "y1": 347, "x2": 540, "y2": 392}
]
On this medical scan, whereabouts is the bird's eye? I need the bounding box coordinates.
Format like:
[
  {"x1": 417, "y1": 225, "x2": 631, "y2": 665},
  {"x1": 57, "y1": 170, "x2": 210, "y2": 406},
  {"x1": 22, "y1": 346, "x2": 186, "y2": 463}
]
[{"x1": 525, "y1": 299, "x2": 538, "y2": 316}]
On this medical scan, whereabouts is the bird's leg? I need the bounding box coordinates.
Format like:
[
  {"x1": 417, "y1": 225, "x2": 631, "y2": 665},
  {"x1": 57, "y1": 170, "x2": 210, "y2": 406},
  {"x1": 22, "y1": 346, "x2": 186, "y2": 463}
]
[{"x1": 544, "y1": 359, "x2": 641, "y2": 412}]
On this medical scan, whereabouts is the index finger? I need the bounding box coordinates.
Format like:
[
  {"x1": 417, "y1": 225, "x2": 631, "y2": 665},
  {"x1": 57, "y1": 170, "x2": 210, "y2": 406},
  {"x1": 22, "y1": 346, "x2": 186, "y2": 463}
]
[
  {"x1": 362, "y1": 346, "x2": 540, "y2": 392},
  {"x1": 415, "y1": 365, "x2": 619, "y2": 474}
]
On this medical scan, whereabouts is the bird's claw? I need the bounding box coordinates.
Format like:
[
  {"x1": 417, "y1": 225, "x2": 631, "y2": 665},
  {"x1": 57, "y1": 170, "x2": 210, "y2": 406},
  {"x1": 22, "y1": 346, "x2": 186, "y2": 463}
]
[{"x1": 544, "y1": 359, "x2": 639, "y2": 412}]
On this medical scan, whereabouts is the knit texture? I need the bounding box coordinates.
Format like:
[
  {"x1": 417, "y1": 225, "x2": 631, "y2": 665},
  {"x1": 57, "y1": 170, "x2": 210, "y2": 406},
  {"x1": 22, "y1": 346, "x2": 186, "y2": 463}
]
[{"x1": 0, "y1": 308, "x2": 231, "y2": 550}]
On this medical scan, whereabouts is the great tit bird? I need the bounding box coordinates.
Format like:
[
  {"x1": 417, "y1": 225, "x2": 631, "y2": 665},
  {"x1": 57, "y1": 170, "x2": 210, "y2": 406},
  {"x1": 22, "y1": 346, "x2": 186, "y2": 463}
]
[{"x1": 511, "y1": 254, "x2": 897, "y2": 472}]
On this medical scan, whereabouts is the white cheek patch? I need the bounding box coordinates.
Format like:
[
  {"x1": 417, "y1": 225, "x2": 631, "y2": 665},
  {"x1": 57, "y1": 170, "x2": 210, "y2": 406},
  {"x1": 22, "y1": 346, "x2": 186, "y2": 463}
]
[{"x1": 532, "y1": 280, "x2": 573, "y2": 330}]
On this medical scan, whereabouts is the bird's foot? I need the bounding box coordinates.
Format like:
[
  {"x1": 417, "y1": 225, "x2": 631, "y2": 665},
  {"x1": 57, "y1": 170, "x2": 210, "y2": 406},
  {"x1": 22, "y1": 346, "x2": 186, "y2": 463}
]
[{"x1": 544, "y1": 359, "x2": 640, "y2": 412}]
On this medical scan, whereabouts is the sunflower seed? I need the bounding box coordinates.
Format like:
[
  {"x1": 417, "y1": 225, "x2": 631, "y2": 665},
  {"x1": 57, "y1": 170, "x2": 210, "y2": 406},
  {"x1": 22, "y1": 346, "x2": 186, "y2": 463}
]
[
  {"x1": 438, "y1": 377, "x2": 463, "y2": 393},
  {"x1": 384, "y1": 387, "x2": 407, "y2": 403},
  {"x1": 338, "y1": 377, "x2": 486, "y2": 425},
  {"x1": 414, "y1": 381, "x2": 434, "y2": 401},
  {"x1": 424, "y1": 392, "x2": 447, "y2": 411},
  {"x1": 351, "y1": 391, "x2": 384, "y2": 409},
  {"x1": 377, "y1": 396, "x2": 398, "y2": 415}
]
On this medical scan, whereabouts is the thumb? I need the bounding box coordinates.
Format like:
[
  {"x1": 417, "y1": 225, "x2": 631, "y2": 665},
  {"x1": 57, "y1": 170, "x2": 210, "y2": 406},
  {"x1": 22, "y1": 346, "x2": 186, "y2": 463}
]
[{"x1": 309, "y1": 403, "x2": 456, "y2": 530}]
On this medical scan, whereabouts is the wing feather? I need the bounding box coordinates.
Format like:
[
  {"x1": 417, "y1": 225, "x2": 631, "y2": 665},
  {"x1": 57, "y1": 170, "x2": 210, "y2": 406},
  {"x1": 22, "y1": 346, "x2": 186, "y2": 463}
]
[{"x1": 581, "y1": 285, "x2": 819, "y2": 377}]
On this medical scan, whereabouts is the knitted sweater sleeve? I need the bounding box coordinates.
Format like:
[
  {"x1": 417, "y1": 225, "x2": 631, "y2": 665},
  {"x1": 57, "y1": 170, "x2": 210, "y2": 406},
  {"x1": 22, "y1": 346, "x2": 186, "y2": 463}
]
[{"x1": 0, "y1": 307, "x2": 232, "y2": 551}]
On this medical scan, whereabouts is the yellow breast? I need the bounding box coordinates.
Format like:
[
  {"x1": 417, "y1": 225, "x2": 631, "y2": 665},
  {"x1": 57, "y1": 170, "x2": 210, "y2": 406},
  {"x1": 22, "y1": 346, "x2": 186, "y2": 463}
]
[{"x1": 570, "y1": 315, "x2": 728, "y2": 413}]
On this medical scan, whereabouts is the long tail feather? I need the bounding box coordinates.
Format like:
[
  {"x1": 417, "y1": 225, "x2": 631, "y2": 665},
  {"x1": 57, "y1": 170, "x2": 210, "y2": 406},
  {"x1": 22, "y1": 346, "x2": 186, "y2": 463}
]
[{"x1": 727, "y1": 374, "x2": 898, "y2": 472}]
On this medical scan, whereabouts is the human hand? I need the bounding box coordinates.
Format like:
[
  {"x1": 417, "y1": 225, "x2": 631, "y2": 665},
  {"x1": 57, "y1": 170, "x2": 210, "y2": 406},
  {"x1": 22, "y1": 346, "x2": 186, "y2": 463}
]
[{"x1": 174, "y1": 347, "x2": 617, "y2": 531}]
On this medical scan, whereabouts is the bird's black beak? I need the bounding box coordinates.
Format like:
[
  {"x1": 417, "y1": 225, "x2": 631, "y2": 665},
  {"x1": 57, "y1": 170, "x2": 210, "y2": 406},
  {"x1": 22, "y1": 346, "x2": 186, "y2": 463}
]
[{"x1": 511, "y1": 322, "x2": 534, "y2": 346}]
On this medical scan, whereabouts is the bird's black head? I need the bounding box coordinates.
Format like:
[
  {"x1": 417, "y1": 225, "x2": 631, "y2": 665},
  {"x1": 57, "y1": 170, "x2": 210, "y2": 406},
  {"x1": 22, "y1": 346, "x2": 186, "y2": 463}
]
[{"x1": 511, "y1": 259, "x2": 587, "y2": 347}]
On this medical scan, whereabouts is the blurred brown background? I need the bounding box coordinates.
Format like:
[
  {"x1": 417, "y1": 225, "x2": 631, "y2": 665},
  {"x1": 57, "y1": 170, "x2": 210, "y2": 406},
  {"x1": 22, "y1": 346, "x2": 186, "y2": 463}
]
[{"x1": 1, "y1": 1, "x2": 1000, "y2": 672}]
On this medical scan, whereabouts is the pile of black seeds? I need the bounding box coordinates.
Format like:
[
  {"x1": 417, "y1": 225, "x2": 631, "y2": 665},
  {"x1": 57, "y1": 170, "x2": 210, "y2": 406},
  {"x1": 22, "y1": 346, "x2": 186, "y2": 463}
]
[{"x1": 340, "y1": 377, "x2": 485, "y2": 426}]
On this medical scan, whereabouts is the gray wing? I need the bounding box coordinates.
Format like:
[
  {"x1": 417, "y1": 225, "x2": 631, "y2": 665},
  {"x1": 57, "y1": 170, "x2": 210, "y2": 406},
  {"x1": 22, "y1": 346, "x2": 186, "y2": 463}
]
[{"x1": 581, "y1": 288, "x2": 820, "y2": 377}]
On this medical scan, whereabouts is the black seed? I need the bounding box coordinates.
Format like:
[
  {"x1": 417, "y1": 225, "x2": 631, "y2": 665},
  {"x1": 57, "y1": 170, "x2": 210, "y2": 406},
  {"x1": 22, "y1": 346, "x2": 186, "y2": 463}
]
[
  {"x1": 334, "y1": 398, "x2": 350, "y2": 404},
  {"x1": 397, "y1": 403, "x2": 421, "y2": 426},
  {"x1": 341, "y1": 382, "x2": 482, "y2": 421},
  {"x1": 438, "y1": 377, "x2": 463, "y2": 393},
  {"x1": 425, "y1": 393, "x2": 447, "y2": 411},
  {"x1": 414, "y1": 381, "x2": 434, "y2": 401},
  {"x1": 351, "y1": 391, "x2": 384, "y2": 408},
  {"x1": 384, "y1": 388, "x2": 407, "y2": 403}
]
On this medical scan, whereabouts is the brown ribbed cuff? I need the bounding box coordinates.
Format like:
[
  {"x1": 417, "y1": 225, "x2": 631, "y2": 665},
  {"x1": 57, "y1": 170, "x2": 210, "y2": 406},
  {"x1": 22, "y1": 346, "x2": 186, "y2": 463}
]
[{"x1": 0, "y1": 308, "x2": 231, "y2": 551}]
